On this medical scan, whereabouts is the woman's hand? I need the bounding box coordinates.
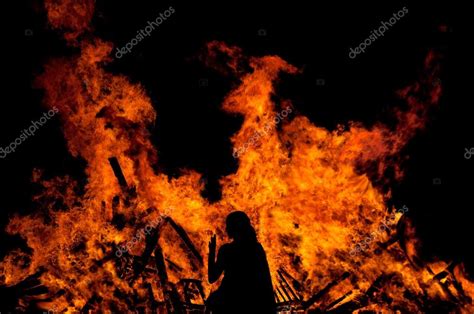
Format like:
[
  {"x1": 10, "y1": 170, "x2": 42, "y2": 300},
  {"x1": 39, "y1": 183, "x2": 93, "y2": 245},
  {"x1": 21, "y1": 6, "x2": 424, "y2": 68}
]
[
  {"x1": 208, "y1": 234, "x2": 222, "y2": 283},
  {"x1": 209, "y1": 234, "x2": 216, "y2": 256}
]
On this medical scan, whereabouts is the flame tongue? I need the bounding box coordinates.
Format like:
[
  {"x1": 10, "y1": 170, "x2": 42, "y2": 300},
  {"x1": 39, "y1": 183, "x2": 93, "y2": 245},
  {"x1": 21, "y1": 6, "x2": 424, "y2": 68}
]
[
  {"x1": 1, "y1": 1, "x2": 472, "y2": 313},
  {"x1": 44, "y1": 0, "x2": 95, "y2": 43}
]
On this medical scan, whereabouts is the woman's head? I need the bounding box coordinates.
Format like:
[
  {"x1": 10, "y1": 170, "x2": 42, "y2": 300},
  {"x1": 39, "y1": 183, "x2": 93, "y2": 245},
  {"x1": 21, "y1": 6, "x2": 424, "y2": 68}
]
[{"x1": 225, "y1": 211, "x2": 257, "y2": 242}]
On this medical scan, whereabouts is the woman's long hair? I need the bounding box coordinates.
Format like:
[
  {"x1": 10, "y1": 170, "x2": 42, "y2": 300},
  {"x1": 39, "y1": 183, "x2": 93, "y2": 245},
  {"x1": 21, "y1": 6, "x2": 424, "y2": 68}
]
[{"x1": 225, "y1": 211, "x2": 257, "y2": 243}]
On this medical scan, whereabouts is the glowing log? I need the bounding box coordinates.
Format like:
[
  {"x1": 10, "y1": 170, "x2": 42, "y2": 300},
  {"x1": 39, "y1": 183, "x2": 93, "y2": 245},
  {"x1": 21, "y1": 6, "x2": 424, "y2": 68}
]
[{"x1": 325, "y1": 290, "x2": 353, "y2": 312}]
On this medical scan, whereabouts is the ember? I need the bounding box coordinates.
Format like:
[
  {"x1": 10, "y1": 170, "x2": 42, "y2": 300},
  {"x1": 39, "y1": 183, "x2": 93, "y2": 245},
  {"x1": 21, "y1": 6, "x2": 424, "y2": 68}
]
[{"x1": 1, "y1": 1, "x2": 471, "y2": 313}]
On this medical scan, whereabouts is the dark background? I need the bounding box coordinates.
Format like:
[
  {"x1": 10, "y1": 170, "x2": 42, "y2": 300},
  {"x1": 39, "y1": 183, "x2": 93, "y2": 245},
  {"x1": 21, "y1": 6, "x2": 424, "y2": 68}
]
[{"x1": 2, "y1": 1, "x2": 472, "y2": 276}]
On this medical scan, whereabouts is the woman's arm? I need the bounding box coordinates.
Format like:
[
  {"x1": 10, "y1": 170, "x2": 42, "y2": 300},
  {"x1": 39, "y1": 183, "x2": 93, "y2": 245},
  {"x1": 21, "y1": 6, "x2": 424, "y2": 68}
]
[{"x1": 208, "y1": 235, "x2": 224, "y2": 283}]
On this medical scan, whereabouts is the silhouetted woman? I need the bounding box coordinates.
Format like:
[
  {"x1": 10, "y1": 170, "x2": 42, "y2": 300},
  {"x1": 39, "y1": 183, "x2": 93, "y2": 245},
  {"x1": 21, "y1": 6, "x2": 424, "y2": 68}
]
[{"x1": 207, "y1": 211, "x2": 276, "y2": 314}]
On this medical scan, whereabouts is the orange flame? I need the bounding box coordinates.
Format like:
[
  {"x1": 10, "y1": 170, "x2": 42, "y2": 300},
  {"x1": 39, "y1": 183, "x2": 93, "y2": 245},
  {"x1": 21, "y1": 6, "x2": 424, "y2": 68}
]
[{"x1": 1, "y1": 1, "x2": 472, "y2": 313}]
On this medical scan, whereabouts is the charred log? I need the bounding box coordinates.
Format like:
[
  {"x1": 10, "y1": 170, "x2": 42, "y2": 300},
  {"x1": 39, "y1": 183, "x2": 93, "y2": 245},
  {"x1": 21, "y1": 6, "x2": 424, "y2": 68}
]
[
  {"x1": 164, "y1": 216, "x2": 203, "y2": 267},
  {"x1": 0, "y1": 268, "x2": 48, "y2": 312},
  {"x1": 131, "y1": 223, "x2": 160, "y2": 282},
  {"x1": 180, "y1": 279, "x2": 206, "y2": 310},
  {"x1": 154, "y1": 245, "x2": 169, "y2": 287},
  {"x1": 278, "y1": 269, "x2": 300, "y2": 301},
  {"x1": 279, "y1": 267, "x2": 303, "y2": 292},
  {"x1": 302, "y1": 271, "x2": 350, "y2": 310},
  {"x1": 146, "y1": 282, "x2": 159, "y2": 313},
  {"x1": 108, "y1": 157, "x2": 128, "y2": 189}
]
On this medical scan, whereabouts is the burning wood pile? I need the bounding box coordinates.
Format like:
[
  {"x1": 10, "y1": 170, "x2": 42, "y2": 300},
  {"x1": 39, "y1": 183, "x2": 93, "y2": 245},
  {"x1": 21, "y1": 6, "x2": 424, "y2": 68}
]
[
  {"x1": 4, "y1": 157, "x2": 469, "y2": 313},
  {"x1": 0, "y1": 0, "x2": 473, "y2": 313}
]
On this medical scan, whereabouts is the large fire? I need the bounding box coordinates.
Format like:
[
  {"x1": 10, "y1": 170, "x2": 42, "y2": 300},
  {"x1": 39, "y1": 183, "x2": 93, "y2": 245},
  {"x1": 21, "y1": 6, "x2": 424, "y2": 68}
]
[{"x1": 1, "y1": 0, "x2": 472, "y2": 313}]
